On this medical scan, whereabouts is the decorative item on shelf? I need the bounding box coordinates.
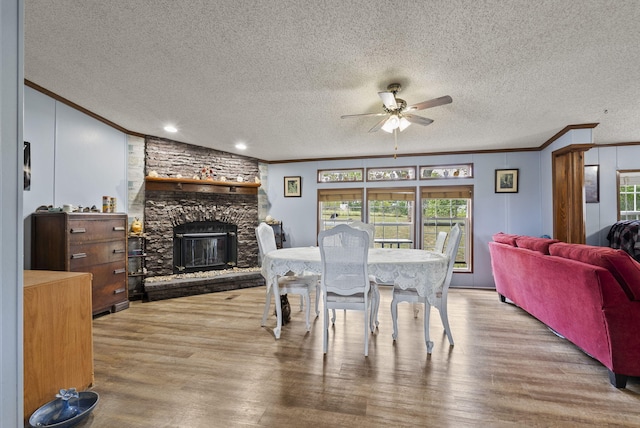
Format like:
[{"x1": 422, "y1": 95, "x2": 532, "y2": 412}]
[
  {"x1": 236, "y1": 176, "x2": 244, "y2": 182},
  {"x1": 131, "y1": 217, "x2": 143, "y2": 234},
  {"x1": 176, "y1": 173, "x2": 183, "y2": 179},
  {"x1": 197, "y1": 167, "x2": 217, "y2": 181},
  {"x1": 148, "y1": 170, "x2": 159, "y2": 178},
  {"x1": 102, "y1": 196, "x2": 117, "y2": 213},
  {"x1": 254, "y1": 177, "x2": 261, "y2": 184},
  {"x1": 219, "y1": 176, "x2": 227, "y2": 182}
]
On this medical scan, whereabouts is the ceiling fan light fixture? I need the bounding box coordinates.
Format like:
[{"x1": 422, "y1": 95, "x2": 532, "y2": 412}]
[
  {"x1": 398, "y1": 116, "x2": 411, "y2": 132},
  {"x1": 381, "y1": 114, "x2": 400, "y2": 133}
]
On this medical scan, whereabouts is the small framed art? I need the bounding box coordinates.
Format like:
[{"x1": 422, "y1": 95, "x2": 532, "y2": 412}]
[
  {"x1": 284, "y1": 176, "x2": 301, "y2": 197},
  {"x1": 495, "y1": 169, "x2": 519, "y2": 193},
  {"x1": 585, "y1": 165, "x2": 599, "y2": 203}
]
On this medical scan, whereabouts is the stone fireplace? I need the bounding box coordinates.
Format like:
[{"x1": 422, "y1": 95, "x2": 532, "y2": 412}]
[{"x1": 143, "y1": 137, "x2": 261, "y2": 279}]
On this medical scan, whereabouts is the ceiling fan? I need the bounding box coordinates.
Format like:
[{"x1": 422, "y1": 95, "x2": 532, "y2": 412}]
[{"x1": 341, "y1": 83, "x2": 452, "y2": 134}]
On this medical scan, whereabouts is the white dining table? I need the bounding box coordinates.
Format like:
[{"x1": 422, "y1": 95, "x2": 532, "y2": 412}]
[{"x1": 261, "y1": 246, "x2": 448, "y2": 339}]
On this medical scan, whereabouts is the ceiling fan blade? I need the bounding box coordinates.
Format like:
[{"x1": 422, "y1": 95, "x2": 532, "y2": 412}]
[
  {"x1": 378, "y1": 91, "x2": 398, "y2": 110},
  {"x1": 368, "y1": 115, "x2": 390, "y2": 133},
  {"x1": 406, "y1": 95, "x2": 452, "y2": 111},
  {"x1": 341, "y1": 112, "x2": 388, "y2": 119},
  {"x1": 404, "y1": 114, "x2": 434, "y2": 126}
]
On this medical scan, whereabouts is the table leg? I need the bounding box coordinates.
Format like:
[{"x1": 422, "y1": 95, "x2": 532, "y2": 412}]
[
  {"x1": 261, "y1": 287, "x2": 272, "y2": 327},
  {"x1": 273, "y1": 283, "x2": 282, "y2": 339}
]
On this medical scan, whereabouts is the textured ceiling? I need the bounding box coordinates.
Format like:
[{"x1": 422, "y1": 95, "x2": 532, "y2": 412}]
[{"x1": 24, "y1": 0, "x2": 640, "y2": 161}]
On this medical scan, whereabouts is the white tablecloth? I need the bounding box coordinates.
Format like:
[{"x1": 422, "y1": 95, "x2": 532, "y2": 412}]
[{"x1": 261, "y1": 247, "x2": 448, "y2": 305}]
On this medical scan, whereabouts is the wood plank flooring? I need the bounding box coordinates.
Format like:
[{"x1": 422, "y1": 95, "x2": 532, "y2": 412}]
[{"x1": 76, "y1": 287, "x2": 640, "y2": 427}]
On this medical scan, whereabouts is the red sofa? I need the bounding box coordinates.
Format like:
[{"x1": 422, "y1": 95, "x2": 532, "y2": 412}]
[{"x1": 488, "y1": 233, "x2": 640, "y2": 388}]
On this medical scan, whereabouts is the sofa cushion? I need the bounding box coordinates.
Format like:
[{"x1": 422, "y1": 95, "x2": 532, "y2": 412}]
[
  {"x1": 492, "y1": 232, "x2": 519, "y2": 246},
  {"x1": 549, "y1": 243, "x2": 640, "y2": 300},
  {"x1": 515, "y1": 236, "x2": 559, "y2": 255}
]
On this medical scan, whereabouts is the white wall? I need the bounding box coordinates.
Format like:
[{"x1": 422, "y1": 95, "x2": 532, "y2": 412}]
[
  {"x1": 264, "y1": 150, "x2": 543, "y2": 288},
  {"x1": 23, "y1": 85, "x2": 128, "y2": 268}
]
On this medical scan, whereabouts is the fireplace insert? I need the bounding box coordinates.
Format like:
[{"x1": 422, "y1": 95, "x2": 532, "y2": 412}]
[{"x1": 173, "y1": 221, "x2": 237, "y2": 273}]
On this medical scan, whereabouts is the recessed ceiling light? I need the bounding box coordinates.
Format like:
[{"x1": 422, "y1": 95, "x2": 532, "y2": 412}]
[
  {"x1": 235, "y1": 142, "x2": 247, "y2": 150},
  {"x1": 164, "y1": 125, "x2": 178, "y2": 133}
]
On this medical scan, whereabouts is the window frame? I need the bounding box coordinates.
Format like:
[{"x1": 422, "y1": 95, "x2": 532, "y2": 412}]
[
  {"x1": 366, "y1": 187, "x2": 417, "y2": 248},
  {"x1": 317, "y1": 187, "x2": 364, "y2": 238},
  {"x1": 420, "y1": 185, "x2": 473, "y2": 272},
  {"x1": 617, "y1": 170, "x2": 640, "y2": 221}
]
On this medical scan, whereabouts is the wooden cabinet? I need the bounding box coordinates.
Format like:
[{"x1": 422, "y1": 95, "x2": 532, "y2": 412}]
[
  {"x1": 31, "y1": 212, "x2": 130, "y2": 315},
  {"x1": 23, "y1": 270, "x2": 94, "y2": 419}
]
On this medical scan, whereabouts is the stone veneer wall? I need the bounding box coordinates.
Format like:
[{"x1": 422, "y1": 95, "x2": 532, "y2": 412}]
[{"x1": 144, "y1": 137, "x2": 260, "y2": 277}]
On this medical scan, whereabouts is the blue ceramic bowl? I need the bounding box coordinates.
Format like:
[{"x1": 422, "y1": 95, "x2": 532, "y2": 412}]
[{"x1": 29, "y1": 391, "x2": 99, "y2": 428}]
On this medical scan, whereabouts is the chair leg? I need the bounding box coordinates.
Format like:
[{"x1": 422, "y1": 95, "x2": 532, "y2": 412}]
[
  {"x1": 391, "y1": 295, "x2": 399, "y2": 340},
  {"x1": 412, "y1": 302, "x2": 419, "y2": 318},
  {"x1": 423, "y1": 303, "x2": 433, "y2": 353},
  {"x1": 304, "y1": 292, "x2": 311, "y2": 331},
  {"x1": 261, "y1": 287, "x2": 273, "y2": 327},
  {"x1": 299, "y1": 294, "x2": 304, "y2": 312},
  {"x1": 438, "y1": 298, "x2": 454, "y2": 346},
  {"x1": 364, "y1": 308, "x2": 369, "y2": 357},
  {"x1": 314, "y1": 285, "x2": 320, "y2": 317},
  {"x1": 331, "y1": 309, "x2": 336, "y2": 324},
  {"x1": 323, "y1": 304, "x2": 329, "y2": 354},
  {"x1": 371, "y1": 284, "x2": 380, "y2": 329}
]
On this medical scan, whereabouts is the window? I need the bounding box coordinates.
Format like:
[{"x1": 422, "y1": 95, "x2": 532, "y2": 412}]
[
  {"x1": 317, "y1": 168, "x2": 363, "y2": 183},
  {"x1": 367, "y1": 188, "x2": 416, "y2": 248},
  {"x1": 318, "y1": 188, "x2": 364, "y2": 232},
  {"x1": 366, "y1": 166, "x2": 416, "y2": 181},
  {"x1": 618, "y1": 170, "x2": 640, "y2": 220},
  {"x1": 419, "y1": 163, "x2": 473, "y2": 179},
  {"x1": 420, "y1": 185, "x2": 473, "y2": 272}
]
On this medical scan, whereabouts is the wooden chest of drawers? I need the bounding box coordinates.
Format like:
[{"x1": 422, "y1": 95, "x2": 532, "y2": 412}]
[{"x1": 31, "y1": 212, "x2": 130, "y2": 316}]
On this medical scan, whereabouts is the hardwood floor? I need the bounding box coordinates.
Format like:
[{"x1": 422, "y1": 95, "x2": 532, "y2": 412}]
[{"x1": 77, "y1": 287, "x2": 640, "y2": 427}]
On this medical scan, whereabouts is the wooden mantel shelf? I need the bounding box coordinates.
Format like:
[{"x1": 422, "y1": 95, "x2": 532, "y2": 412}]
[{"x1": 145, "y1": 176, "x2": 260, "y2": 195}]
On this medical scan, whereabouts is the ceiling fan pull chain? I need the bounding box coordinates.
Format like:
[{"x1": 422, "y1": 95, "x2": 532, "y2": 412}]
[{"x1": 394, "y1": 128, "x2": 398, "y2": 159}]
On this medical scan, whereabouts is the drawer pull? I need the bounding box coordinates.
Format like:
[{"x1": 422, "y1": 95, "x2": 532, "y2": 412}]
[
  {"x1": 114, "y1": 287, "x2": 126, "y2": 294},
  {"x1": 113, "y1": 268, "x2": 126, "y2": 275},
  {"x1": 70, "y1": 228, "x2": 86, "y2": 234},
  {"x1": 113, "y1": 226, "x2": 125, "y2": 231},
  {"x1": 113, "y1": 249, "x2": 126, "y2": 254},
  {"x1": 71, "y1": 253, "x2": 87, "y2": 259}
]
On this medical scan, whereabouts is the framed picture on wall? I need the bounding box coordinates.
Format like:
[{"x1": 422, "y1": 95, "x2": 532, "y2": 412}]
[
  {"x1": 495, "y1": 169, "x2": 519, "y2": 193},
  {"x1": 24, "y1": 141, "x2": 31, "y2": 191},
  {"x1": 585, "y1": 165, "x2": 599, "y2": 203},
  {"x1": 284, "y1": 176, "x2": 301, "y2": 197}
]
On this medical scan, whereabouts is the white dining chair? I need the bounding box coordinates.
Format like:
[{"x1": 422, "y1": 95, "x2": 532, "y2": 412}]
[
  {"x1": 256, "y1": 223, "x2": 319, "y2": 332},
  {"x1": 390, "y1": 223, "x2": 461, "y2": 353},
  {"x1": 319, "y1": 224, "x2": 373, "y2": 356},
  {"x1": 344, "y1": 220, "x2": 379, "y2": 331},
  {"x1": 434, "y1": 231, "x2": 448, "y2": 253}
]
